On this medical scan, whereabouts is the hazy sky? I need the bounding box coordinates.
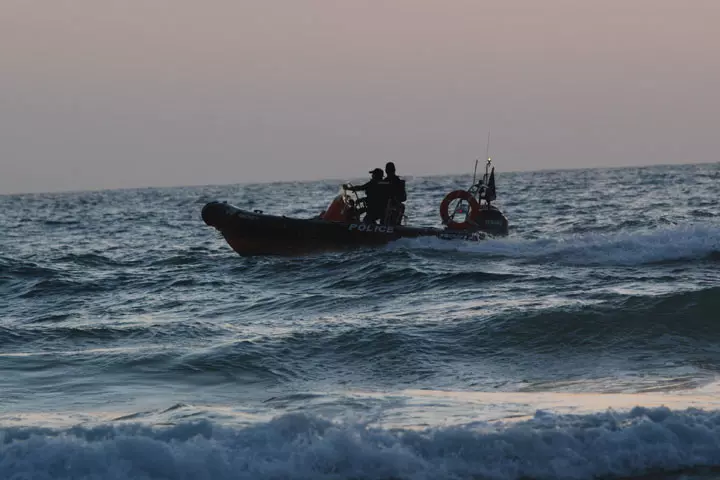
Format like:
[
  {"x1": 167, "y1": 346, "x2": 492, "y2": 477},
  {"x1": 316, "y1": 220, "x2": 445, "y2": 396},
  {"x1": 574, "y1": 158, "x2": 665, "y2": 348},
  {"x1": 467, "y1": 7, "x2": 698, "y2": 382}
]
[{"x1": 2, "y1": 1, "x2": 719, "y2": 194}]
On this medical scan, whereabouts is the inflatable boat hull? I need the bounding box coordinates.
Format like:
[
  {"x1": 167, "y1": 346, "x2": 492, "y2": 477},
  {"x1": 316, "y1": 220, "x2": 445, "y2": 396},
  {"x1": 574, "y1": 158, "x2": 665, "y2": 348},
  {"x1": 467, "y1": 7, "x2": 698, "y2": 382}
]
[{"x1": 201, "y1": 201, "x2": 496, "y2": 256}]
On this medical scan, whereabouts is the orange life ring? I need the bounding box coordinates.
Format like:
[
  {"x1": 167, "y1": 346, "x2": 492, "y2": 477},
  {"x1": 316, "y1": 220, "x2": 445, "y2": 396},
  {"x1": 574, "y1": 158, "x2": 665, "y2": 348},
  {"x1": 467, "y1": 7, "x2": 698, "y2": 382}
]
[{"x1": 440, "y1": 190, "x2": 480, "y2": 230}]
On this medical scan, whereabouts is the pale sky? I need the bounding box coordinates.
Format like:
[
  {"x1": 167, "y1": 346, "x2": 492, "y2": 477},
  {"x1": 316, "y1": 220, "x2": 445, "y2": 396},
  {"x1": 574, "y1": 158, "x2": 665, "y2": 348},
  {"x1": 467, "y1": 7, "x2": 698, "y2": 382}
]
[{"x1": 1, "y1": 1, "x2": 719, "y2": 194}]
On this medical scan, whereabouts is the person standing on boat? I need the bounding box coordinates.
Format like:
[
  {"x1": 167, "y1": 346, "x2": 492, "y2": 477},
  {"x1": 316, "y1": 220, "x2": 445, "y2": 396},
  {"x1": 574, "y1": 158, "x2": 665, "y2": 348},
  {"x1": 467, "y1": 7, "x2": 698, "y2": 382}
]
[
  {"x1": 382, "y1": 162, "x2": 406, "y2": 225},
  {"x1": 383, "y1": 162, "x2": 406, "y2": 202},
  {"x1": 343, "y1": 168, "x2": 388, "y2": 224}
]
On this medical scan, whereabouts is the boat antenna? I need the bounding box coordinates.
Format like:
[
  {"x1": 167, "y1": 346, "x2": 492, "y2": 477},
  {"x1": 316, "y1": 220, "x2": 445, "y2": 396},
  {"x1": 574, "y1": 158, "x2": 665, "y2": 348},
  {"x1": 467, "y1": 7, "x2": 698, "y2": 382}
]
[
  {"x1": 482, "y1": 130, "x2": 493, "y2": 183},
  {"x1": 485, "y1": 129, "x2": 491, "y2": 167},
  {"x1": 471, "y1": 158, "x2": 480, "y2": 186},
  {"x1": 471, "y1": 129, "x2": 491, "y2": 187}
]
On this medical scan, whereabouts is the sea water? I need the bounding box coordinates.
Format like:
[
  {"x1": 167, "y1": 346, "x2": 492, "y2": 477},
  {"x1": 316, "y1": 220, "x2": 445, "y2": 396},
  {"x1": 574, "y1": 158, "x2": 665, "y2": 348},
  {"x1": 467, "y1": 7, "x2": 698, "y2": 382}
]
[{"x1": 1, "y1": 163, "x2": 720, "y2": 479}]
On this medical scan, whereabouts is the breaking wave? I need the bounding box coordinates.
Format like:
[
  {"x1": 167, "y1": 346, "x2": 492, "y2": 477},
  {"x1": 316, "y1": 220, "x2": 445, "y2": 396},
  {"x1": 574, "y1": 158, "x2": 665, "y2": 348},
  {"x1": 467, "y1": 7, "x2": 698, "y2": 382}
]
[
  {"x1": 395, "y1": 223, "x2": 720, "y2": 266},
  {"x1": 3, "y1": 407, "x2": 720, "y2": 480}
]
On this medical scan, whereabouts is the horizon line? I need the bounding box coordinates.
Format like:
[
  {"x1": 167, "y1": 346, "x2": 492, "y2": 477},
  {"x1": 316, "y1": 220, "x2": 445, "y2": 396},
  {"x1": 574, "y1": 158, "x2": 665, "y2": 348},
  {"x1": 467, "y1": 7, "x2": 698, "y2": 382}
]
[{"x1": 1, "y1": 159, "x2": 717, "y2": 197}]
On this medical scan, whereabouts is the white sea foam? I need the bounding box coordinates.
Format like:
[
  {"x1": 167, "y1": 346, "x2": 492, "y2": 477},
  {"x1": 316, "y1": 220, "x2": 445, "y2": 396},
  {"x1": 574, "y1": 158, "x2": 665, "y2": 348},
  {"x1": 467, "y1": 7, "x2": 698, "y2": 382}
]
[
  {"x1": 3, "y1": 407, "x2": 720, "y2": 479},
  {"x1": 396, "y1": 223, "x2": 720, "y2": 266}
]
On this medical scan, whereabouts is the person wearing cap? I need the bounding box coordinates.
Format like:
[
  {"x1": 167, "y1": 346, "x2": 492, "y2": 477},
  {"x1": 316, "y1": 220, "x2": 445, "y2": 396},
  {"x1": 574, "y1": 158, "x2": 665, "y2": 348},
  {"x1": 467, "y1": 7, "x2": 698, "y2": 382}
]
[
  {"x1": 343, "y1": 168, "x2": 389, "y2": 224},
  {"x1": 380, "y1": 162, "x2": 407, "y2": 225}
]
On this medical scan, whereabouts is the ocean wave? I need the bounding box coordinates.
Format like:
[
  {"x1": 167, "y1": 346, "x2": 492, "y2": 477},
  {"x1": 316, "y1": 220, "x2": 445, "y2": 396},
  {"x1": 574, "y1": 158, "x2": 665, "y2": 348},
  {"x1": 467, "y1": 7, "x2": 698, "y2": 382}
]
[
  {"x1": 449, "y1": 286, "x2": 720, "y2": 353},
  {"x1": 16, "y1": 277, "x2": 116, "y2": 298},
  {"x1": 174, "y1": 341, "x2": 293, "y2": 383},
  {"x1": 161, "y1": 286, "x2": 720, "y2": 386},
  {"x1": 170, "y1": 326, "x2": 442, "y2": 386},
  {"x1": 396, "y1": 223, "x2": 720, "y2": 266},
  {"x1": 43, "y1": 219, "x2": 81, "y2": 226},
  {"x1": 322, "y1": 267, "x2": 520, "y2": 292},
  {"x1": 55, "y1": 253, "x2": 133, "y2": 268},
  {"x1": 0, "y1": 321, "x2": 232, "y2": 353},
  {"x1": 233, "y1": 252, "x2": 522, "y2": 294},
  {"x1": 5, "y1": 285, "x2": 717, "y2": 388},
  {"x1": 0, "y1": 256, "x2": 61, "y2": 278},
  {"x1": 3, "y1": 407, "x2": 720, "y2": 480}
]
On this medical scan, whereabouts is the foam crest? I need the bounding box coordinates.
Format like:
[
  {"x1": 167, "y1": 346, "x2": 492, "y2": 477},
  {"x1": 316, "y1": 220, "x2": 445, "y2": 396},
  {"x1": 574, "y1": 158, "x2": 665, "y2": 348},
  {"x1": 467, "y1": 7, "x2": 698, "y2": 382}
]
[
  {"x1": 397, "y1": 223, "x2": 720, "y2": 266},
  {"x1": 3, "y1": 407, "x2": 720, "y2": 479}
]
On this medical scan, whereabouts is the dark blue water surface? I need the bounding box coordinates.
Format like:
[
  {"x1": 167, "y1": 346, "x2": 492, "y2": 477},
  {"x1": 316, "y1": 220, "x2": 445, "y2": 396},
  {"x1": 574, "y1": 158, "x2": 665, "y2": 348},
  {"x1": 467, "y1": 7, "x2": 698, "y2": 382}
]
[{"x1": 2, "y1": 163, "x2": 720, "y2": 479}]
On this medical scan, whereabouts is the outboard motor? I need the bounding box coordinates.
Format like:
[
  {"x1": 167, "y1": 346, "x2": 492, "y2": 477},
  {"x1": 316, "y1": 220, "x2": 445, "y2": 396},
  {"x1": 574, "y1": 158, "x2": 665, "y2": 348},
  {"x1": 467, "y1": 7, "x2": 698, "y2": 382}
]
[{"x1": 471, "y1": 207, "x2": 509, "y2": 235}]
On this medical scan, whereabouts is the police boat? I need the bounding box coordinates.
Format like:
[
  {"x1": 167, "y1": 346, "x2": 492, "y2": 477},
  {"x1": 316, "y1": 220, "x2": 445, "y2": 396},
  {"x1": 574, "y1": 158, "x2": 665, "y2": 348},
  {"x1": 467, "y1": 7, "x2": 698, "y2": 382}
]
[{"x1": 201, "y1": 160, "x2": 509, "y2": 256}]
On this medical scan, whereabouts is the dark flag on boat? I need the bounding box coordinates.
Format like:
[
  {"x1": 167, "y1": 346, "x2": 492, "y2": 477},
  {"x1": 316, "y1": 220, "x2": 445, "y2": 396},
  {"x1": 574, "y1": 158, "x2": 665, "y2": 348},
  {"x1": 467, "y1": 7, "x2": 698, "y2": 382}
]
[{"x1": 486, "y1": 167, "x2": 497, "y2": 202}]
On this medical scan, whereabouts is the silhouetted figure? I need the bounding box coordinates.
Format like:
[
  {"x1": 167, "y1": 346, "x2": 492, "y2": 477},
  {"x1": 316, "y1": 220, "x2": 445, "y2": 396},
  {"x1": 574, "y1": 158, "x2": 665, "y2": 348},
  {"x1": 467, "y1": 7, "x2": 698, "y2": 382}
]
[
  {"x1": 344, "y1": 168, "x2": 389, "y2": 224},
  {"x1": 381, "y1": 162, "x2": 406, "y2": 225}
]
